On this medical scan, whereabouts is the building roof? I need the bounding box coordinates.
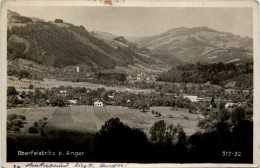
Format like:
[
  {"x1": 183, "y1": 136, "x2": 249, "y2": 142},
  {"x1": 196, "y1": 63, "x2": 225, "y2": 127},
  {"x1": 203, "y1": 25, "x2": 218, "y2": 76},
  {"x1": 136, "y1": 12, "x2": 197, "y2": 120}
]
[
  {"x1": 68, "y1": 100, "x2": 77, "y2": 104},
  {"x1": 183, "y1": 95, "x2": 198, "y2": 102}
]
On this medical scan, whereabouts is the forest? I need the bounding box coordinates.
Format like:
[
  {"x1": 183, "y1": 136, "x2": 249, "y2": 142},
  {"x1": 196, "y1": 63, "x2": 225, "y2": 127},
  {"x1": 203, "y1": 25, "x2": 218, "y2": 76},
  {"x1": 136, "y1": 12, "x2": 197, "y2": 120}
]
[{"x1": 157, "y1": 62, "x2": 253, "y2": 88}]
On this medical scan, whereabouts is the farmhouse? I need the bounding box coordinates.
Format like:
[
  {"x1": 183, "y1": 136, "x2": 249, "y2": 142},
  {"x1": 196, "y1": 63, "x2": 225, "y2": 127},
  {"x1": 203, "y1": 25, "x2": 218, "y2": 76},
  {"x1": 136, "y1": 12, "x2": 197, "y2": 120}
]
[
  {"x1": 60, "y1": 90, "x2": 67, "y2": 94},
  {"x1": 68, "y1": 100, "x2": 77, "y2": 105},
  {"x1": 45, "y1": 100, "x2": 55, "y2": 107},
  {"x1": 59, "y1": 90, "x2": 67, "y2": 96},
  {"x1": 94, "y1": 100, "x2": 104, "y2": 106},
  {"x1": 183, "y1": 95, "x2": 203, "y2": 102},
  {"x1": 108, "y1": 95, "x2": 115, "y2": 99},
  {"x1": 17, "y1": 95, "x2": 23, "y2": 100},
  {"x1": 225, "y1": 102, "x2": 241, "y2": 109}
]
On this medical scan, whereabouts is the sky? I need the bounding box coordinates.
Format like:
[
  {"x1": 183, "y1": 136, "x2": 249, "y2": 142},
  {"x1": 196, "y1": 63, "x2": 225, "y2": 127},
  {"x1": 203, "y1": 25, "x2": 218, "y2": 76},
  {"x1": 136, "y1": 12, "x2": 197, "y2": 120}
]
[{"x1": 8, "y1": 6, "x2": 253, "y2": 37}]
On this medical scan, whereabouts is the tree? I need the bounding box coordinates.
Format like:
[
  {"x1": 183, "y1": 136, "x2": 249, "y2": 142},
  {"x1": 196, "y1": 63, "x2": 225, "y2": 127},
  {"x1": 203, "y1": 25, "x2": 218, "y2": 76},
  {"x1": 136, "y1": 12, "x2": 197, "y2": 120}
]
[
  {"x1": 7, "y1": 114, "x2": 18, "y2": 121},
  {"x1": 95, "y1": 118, "x2": 147, "y2": 161},
  {"x1": 232, "y1": 107, "x2": 246, "y2": 125},
  {"x1": 150, "y1": 120, "x2": 183, "y2": 145},
  {"x1": 18, "y1": 115, "x2": 26, "y2": 120},
  {"x1": 219, "y1": 101, "x2": 226, "y2": 110},
  {"x1": 28, "y1": 84, "x2": 34, "y2": 89},
  {"x1": 33, "y1": 122, "x2": 39, "y2": 128},
  {"x1": 165, "y1": 124, "x2": 182, "y2": 145},
  {"x1": 101, "y1": 92, "x2": 109, "y2": 101},
  {"x1": 38, "y1": 98, "x2": 47, "y2": 107},
  {"x1": 7, "y1": 86, "x2": 17, "y2": 96},
  {"x1": 210, "y1": 97, "x2": 217, "y2": 108},
  {"x1": 28, "y1": 126, "x2": 38, "y2": 135},
  {"x1": 218, "y1": 109, "x2": 230, "y2": 121},
  {"x1": 150, "y1": 120, "x2": 166, "y2": 144},
  {"x1": 55, "y1": 19, "x2": 63, "y2": 23},
  {"x1": 138, "y1": 102, "x2": 150, "y2": 112},
  {"x1": 49, "y1": 94, "x2": 67, "y2": 107},
  {"x1": 175, "y1": 130, "x2": 188, "y2": 159},
  {"x1": 7, "y1": 114, "x2": 26, "y2": 131}
]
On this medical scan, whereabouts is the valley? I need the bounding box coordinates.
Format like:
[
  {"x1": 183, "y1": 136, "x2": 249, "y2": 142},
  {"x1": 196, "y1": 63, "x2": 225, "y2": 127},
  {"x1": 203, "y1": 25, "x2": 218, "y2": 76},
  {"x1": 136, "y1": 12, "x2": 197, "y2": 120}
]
[{"x1": 5, "y1": 9, "x2": 254, "y2": 163}]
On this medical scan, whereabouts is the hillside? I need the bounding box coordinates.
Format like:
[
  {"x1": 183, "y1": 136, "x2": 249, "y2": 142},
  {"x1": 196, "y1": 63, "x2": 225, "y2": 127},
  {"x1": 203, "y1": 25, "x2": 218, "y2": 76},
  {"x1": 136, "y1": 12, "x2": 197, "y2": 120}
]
[
  {"x1": 7, "y1": 10, "x2": 155, "y2": 69},
  {"x1": 126, "y1": 27, "x2": 253, "y2": 63},
  {"x1": 7, "y1": 10, "x2": 253, "y2": 69},
  {"x1": 157, "y1": 62, "x2": 253, "y2": 88},
  {"x1": 91, "y1": 31, "x2": 184, "y2": 66}
]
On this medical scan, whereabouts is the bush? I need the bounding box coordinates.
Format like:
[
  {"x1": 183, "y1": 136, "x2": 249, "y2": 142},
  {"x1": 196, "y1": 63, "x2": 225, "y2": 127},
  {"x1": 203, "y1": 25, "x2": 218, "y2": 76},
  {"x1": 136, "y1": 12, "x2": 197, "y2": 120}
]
[
  {"x1": 232, "y1": 107, "x2": 246, "y2": 125},
  {"x1": 19, "y1": 115, "x2": 26, "y2": 120},
  {"x1": 28, "y1": 84, "x2": 34, "y2": 89},
  {"x1": 7, "y1": 114, "x2": 18, "y2": 121},
  {"x1": 28, "y1": 127, "x2": 39, "y2": 135},
  {"x1": 7, "y1": 86, "x2": 17, "y2": 96},
  {"x1": 33, "y1": 122, "x2": 39, "y2": 128},
  {"x1": 10, "y1": 125, "x2": 20, "y2": 131}
]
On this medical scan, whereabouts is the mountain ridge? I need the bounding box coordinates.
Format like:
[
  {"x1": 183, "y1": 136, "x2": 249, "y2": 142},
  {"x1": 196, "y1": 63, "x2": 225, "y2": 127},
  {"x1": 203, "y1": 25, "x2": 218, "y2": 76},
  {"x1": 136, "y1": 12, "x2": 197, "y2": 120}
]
[
  {"x1": 125, "y1": 26, "x2": 253, "y2": 63},
  {"x1": 7, "y1": 10, "x2": 156, "y2": 69},
  {"x1": 7, "y1": 10, "x2": 253, "y2": 69}
]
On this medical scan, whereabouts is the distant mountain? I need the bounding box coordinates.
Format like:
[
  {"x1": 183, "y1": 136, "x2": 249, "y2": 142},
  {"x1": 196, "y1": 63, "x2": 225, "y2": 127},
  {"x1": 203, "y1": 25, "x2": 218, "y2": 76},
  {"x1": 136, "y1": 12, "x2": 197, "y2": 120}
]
[
  {"x1": 126, "y1": 27, "x2": 253, "y2": 63},
  {"x1": 7, "y1": 10, "x2": 155, "y2": 69},
  {"x1": 91, "y1": 31, "x2": 138, "y2": 49},
  {"x1": 92, "y1": 31, "x2": 184, "y2": 65}
]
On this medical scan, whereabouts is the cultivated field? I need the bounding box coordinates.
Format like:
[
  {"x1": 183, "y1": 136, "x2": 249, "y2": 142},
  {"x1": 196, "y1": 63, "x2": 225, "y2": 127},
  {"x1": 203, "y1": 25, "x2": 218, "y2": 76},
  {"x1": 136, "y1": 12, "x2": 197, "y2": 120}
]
[
  {"x1": 7, "y1": 77, "x2": 154, "y2": 93},
  {"x1": 7, "y1": 106, "x2": 204, "y2": 137}
]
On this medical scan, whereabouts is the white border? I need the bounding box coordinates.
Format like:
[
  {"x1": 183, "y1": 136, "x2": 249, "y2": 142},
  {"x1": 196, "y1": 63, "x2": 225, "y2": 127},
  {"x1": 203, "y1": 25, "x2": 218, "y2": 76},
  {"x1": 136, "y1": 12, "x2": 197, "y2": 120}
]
[{"x1": 1, "y1": 0, "x2": 259, "y2": 167}]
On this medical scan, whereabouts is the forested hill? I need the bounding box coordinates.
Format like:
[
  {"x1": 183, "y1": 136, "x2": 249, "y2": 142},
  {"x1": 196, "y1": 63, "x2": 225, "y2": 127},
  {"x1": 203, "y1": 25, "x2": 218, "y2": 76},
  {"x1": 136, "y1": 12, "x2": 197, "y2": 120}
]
[
  {"x1": 7, "y1": 10, "x2": 155, "y2": 68},
  {"x1": 157, "y1": 62, "x2": 253, "y2": 89}
]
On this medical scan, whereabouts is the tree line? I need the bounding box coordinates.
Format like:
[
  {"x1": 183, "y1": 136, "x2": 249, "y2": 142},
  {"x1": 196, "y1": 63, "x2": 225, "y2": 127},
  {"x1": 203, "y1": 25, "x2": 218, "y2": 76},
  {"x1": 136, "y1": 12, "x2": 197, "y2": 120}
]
[
  {"x1": 157, "y1": 62, "x2": 253, "y2": 87},
  {"x1": 7, "y1": 109, "x2": 253, "y2": 163}
]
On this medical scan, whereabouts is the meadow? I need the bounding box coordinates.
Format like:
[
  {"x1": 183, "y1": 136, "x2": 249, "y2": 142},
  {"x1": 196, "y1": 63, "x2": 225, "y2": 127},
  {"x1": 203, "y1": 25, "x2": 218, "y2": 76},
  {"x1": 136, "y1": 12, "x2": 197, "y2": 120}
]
[{"x1": 7, "y1": 105, "x2": 203, "y2": 137}]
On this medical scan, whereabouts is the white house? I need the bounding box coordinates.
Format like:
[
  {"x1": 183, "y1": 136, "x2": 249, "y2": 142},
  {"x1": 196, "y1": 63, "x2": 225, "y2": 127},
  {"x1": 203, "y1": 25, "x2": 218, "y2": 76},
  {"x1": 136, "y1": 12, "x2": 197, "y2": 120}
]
[
  {"x1": 126, "y1": 99, "x2": 131, "y2": 103},
  {"x1": 108, "y1": 95, "x2": 115, "y2": 99},
  {"x1": 183, "y1": 95, "x2": 198, "y2": 102},
  {"x1": 225, "y1": 102, "x2": 241, "y2": 109},
  {"x1": 196, "y1": 98, "x2": 204, "y2": 101},
  {"x1": 94, "y1": 100, "x2": 104, "y2": 106},
  {"x1": 183, "y1": 95, "x2": 204, "y2": 102},
  {"x1": 17, "y1": 95, "x2": 23, "y2": 100},
  {"x1": 68, "y1": 100, "x2": 77, "y2": 105},
  {"x1": 59, "y1": 90, "x2": 67, "y2": 94},
  {"x1": 59, "y1": 90, "x2": 67, "y2": 96}
]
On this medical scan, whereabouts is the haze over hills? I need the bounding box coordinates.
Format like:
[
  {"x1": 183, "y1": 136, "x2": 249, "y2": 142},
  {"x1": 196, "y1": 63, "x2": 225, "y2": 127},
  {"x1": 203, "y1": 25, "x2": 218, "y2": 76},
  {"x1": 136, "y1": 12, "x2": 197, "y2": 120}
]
[{"x1": 7, "y1": 10, "x2": 253, "y2": 71}]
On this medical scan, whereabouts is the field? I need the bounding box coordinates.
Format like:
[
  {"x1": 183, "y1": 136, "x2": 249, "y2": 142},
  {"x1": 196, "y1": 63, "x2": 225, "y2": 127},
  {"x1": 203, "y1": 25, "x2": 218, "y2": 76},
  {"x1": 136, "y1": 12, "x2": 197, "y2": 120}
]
[
  {"x1": 7, "y1": 106, "x2": 204, "y2": 137},
  {"x1": 7, "y1": 77, "x2": 154, "y2": 93}
]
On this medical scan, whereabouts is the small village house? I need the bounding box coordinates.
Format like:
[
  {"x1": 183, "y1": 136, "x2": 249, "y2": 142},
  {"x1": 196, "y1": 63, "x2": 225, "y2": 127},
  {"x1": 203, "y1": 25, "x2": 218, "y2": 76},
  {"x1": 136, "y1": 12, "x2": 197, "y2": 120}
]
[
  {"x1": 94, "y1": 100, "x2": 104, "y2": 106},
  {"x1": 59, "y1": 90, "x2": 67, "y2": 96},
  {"x1": 68, "y1": 100, "x2": 77, "y2": 106},
  {"x1": 183, "y1": 95, "x2": 204, "y2": 102},
  {"x1": 225, "y1": 102, "x2": 241, "y2": 109}
]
